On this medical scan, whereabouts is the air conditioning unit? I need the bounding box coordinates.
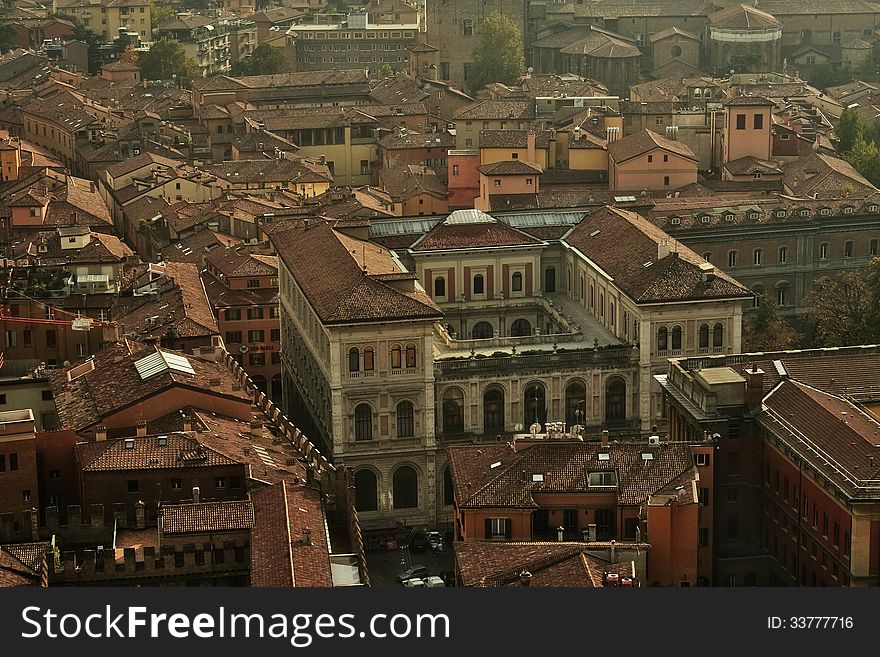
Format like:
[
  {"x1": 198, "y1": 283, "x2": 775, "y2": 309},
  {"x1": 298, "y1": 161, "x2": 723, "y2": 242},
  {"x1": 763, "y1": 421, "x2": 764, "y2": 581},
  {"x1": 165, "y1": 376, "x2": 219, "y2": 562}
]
[
  {"x1": 239, "y1": 344, "x2": 249, "y2": 354},
  {"x1": 648, "y1": 435, "x2": 660, "y2": 445}
]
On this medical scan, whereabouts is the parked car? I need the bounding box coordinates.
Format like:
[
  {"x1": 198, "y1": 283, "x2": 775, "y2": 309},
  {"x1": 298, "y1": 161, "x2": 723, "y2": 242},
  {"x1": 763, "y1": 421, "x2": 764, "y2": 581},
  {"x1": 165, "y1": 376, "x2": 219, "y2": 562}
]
[
  {"x1": 401, "y1": 577, "x2": 427, "y2": 588},
  {"x1": 423, "y1": 575, "x2": 446, "y2": 587},
  {"x1": 410, "y1": 532, "x2": 429, "y2": 552},
  {"x1": 397, "y1": 565, "x2": 429, "y2": 583},
  {"x1": 425, "y1": 531, "x2": 444, "y2": 552}
]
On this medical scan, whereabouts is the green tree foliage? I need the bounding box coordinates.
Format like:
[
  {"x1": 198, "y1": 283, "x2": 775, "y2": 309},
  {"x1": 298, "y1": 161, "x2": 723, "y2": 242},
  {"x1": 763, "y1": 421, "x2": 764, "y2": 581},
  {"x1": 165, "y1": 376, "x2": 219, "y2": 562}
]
[
  {"x1": 742, "y1": 293, "x2": 799, "y2": 353},
  {"x1": 151, "y1": 2, "x2": 175, "y2": 25},
  {"x1": 140, "y1": 37, "x2": 199, "y2": 81},
  {"x1": 468, "y1": 12, "x2": 524, "y2": 92},
  {"x1": 802, "y1": 259, "x2": 880, "y2": 346},
  {"x1": 845, "y1": 135, "x2": 880, "y2": 186},
  {"x1": 836, "y1": 106, "x2": 864, "y2": 154},
  {"x1": 233, "y1": 44, "x2": 292, "y2": 76}
]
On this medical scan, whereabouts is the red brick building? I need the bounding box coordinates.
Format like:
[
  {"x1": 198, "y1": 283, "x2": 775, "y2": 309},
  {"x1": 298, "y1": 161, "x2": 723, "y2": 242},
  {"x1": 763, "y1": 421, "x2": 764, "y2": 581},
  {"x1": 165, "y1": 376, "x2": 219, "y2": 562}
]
[
  {"x1": 0, "y1": 409, "x2": 40, "y2": 525},
  {"x1": 201, "y1": 248, "x2": 280, "y2": 401},
  {"x1": 447, "y1": 436, "x2": 703, "y2": 587},
  {"x1": 658, "y1": 345, "x2": 880, "y2": 586}
]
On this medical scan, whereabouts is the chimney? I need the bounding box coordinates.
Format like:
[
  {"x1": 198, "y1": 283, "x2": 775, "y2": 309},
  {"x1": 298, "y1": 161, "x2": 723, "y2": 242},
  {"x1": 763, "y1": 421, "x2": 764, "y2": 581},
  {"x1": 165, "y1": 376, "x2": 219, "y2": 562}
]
[
  {"x1": 192, "y1": 486, "x2": 200, "y2": 503},
  {"x1": 610, "y1": 540, "x2": 617, "y2": 562},
  {"x1": 601, "y1": 429, "x2": 609, "y2": 448},
  {"x1": 519, "y1": 570, "x2": 532, "y2": 586},
  {"x1": 744, "y1": 365, "x2": 765, "y2": 412},
  {"x1": 136, "y1": 420, "x2": 147, "y2": 437},
  {"x1": 89, "y1": 180, "x2": 95, "y2": 193},
  {"x1": 182, "y1": 416, "x2": 193, "y2": 432},
  {"x1": 135, "y1": 500, "x2": 145, "y2": 529},
  {"x1": 665, "y1": 125, "x2": 679, "y2": 140},
  {"x1": 700, "y1": 261, "x2": 716, "y2": 282},
  {"x1": 657, "y1": 240, "x2": 671, "y2": 260},
  {"x1": 587, "y1": 523, "x2": 597, "y2": 542},
  {"x1": 302, "y1": 528, "x2": 312, "y2": 545},
  {"x1": 95, "y1": 426, "x2": 107, "y2": 441},
  {"x1": 527, "y1": 130, "x2": 536, "y2": 165}
]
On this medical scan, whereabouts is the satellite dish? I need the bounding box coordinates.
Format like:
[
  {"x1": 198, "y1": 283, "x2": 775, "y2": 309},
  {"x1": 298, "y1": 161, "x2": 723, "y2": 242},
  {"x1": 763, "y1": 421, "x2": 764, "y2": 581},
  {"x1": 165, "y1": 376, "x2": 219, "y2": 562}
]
[
  {"x1": 63, "y1": 360, "x2": 70, "y2": 368},
  {"x1": 514, "y1": 423, "x2": 524, "y2": 432},
  {"x1": 239, "y1": 344, "x2": 249, "y2": 354},
  {"x1": 527, "y1": 66, "x2": 534, "y2": 73},
  {"x1": 529, "y1": 422, "x2": 542, "y2": 437}
]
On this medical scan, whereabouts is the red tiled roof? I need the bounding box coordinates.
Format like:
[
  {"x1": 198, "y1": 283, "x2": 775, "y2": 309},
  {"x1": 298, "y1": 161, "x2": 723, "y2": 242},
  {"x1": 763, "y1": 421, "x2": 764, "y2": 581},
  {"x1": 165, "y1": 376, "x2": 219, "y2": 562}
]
[
  {"x1": 269, "y1": 219, "x2": 442, "y2": 324},
  {"x1": 447, "y1": 440, "x2": 698, "y2": 509},
  {"x1": 608, "y1": 129, "x2": 697, "y2": 163},
  {"x1": 162, "y1": 501, "x2": 255, "y2": 534},
  {"x1": 76, "y1": 432, "x2": 239, "y2": 472},
  {"x1": 411, "y1": 209, "x2": 546, "y2": 251},
  {"x1": 563, "y1": 206, "x2": 751, "y2": 303},
  {"x1": 205, "y1": 248, "x2": 277, "y2": 278},
  {"x1": 250, "y1": 481, "x2": 333, "y2": 587},
  {"x1": 455, "y1": 541, "x2": 636, "y2": 587}
]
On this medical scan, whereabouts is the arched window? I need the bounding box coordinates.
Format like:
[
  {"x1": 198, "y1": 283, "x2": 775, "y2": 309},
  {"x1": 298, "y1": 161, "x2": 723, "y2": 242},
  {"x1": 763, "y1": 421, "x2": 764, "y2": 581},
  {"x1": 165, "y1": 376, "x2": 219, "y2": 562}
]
[
  {"x1": 728, "y1": 250, "x2": 738, "y2": 267},
  {"x1": 657, "y1": 326, "x2": 668, "y2": 352},
  {"x1": 348, "y1": 347, "x2": 359, "y2": 372},
  {"x1": 354, "y1": 404, "x2": 372, "y2": 441},
  {"x1": 354, "y1": 469, "x2": 378, "y2": 512},
  {"x1": 393, "y1": 466, "x2": 418, "y2": 509},
  {"x1": 523, "y1": 383, "x2": 547, "y2": 427},
  {"x1": 473, "y1": 274, "x2": 484, "y2": 295},
  {"x1": 405, "y1": 343, "x2": 416, "y2": 368},
  {"x1": 605, "y1": 378, "x2": 626, "y2": 422},
  {"x1": 545, "y1": 267, "x2": 556, "y2": 292},
  {"x1": 671, "y1": 326, "x2": 682, "y2": 351},
  {"x1": 777, "y1": 284, "x2": 789, "y2": 307},
  {"x1": 510, "y1": 318, "x2": 531, "y2": 336},
  {"x1": 870, "y1": 239, "x2": 878, "y2": 256},
  {"x1": 471, "y1": 321, "x2": 493, "y2": 339},
  {"x1": 390, "y1": 344, "x2": 402, "y2": 369},
  {"x1": 443, "y1": 467, "x2": 454, "y2": 506},
  {"x1": 483, "y1": 387, "x2": 504, "y2": 433},
  {"x1": 442, "y1": 387, "x2": 464, "y2": 434},
  {"x1": 752, "y1": 286, "x2": 765, "y2": 308},
  {"x1": 778, "y1": 246, "x2": 788, "y2": 264},
  {"x1": 753, "y1": 248, "x2": 763, "y2": 265},
  {"x1": 819, "y1": 243, "x2": 828, "y2": 259},
  {"x1": 699, "y1": 323, "x2": 709, "y2": 349},
  {"x1": 511, "y1": 271, "x2": 523, "y2": 292},
  {"x1": 462, "y1": 18, "x2": 473, "y2": 36},
  {"x1": 363, "y1": 346, "x2": 374, "y2": 371},
  {"x1": 564, "y1": 380, "x2": 587, "y2": 428},
  {"x1": 713, "y1": 323, "x2": 724, "y2": 348},
  {"x1": 434, "y1": 276, "x2": 446, "y2": 298},
  {"x1": 845, "y1": 240, "x2": 854, "y2": 257},
  {"x1": 671, "y1": 44, "x2": 682, "y2": 57},
  {"x1": 396, "y1": 401, "x2": 414, "y2": 438}
]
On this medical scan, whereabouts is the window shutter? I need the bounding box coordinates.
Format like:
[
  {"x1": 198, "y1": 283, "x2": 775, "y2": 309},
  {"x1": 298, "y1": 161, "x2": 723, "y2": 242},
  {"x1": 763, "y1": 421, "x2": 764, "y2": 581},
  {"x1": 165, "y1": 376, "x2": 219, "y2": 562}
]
[
  {"x1": 504, "y1": 519, "x2": 512, "y2": 539},
  {"x1": 485, "y1": 518, "x2": 492, "y2": 539}
]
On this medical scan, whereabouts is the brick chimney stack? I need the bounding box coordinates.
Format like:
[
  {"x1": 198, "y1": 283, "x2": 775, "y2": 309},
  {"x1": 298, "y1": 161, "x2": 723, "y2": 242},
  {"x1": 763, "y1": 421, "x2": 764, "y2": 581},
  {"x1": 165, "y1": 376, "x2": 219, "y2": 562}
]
[{"x1": 744, "y1": 365, "x2": 765, "y2": 412}]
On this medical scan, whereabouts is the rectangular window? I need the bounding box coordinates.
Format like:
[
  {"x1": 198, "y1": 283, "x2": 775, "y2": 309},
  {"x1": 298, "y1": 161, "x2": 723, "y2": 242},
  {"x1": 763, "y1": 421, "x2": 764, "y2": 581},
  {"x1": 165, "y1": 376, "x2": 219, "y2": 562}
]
[
  {"x1": 9, "y1": 453, "x2": 17, "y2": 470},
  {"x1": 272, "y1": 352, "x2": 281, "y2": 365},
  {"x1": 45, "y1": 329, "x2": 56, "y2": 347},
  {"x1": 215, "y1": 477, "x2": 226, "y2": 489},
  {"x1": 4, "y1": 330, "x2": 15, "y2": 348},
  {"x1": 452, "y1": 165, "x2": 459, "y2": 176},
  {"x1": 588, "y1": 471, "x2": 618, "y2": 487},
  {"x1": 270, "y1": 329, "x2": 281, "y2": 342},
  {"x1": 486, "y1": 517, "x2": 510, "y2": 539},
  {"x1": 127, "y1": 480, "x2": 139, "y2": 493},
  {"x1": 249, "y1": 353, "x2": 265, "y2": 366},
  {"x1": 248, "y1": 330, "x2": 265, "y2": 342},
  {"x1": 225, "y1": 331, "x2": 242, "y2": 344},
  {"x1": 247, "y1": 279, "x2": 260, "y2": 288},
  {"x1": 246, "y1": 307, "x2": 265, "y2": 320},
  {"x1": 694, "y1": 453, "x2": 710, "y2": 466},
  {"x1": 171, "y1": 479, "x2": 182, "y2": 490},
  {"x1": 736, "y1": 114, "x2": 746, "y2": 130},
  {"x1": 754, "y1": 114, "x2": 764, "y2": 130}
]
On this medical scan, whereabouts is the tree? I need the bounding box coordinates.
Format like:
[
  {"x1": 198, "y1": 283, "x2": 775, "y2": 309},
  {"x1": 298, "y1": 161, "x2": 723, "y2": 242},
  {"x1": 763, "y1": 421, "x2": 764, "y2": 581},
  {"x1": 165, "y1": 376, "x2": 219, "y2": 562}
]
[
  {"x1": 742, "y1": 293, "x2": 799, "y2": 353},
  {"x1": 468, "y1": 11, "x2": 524, "y2": 92},
  {"x1": 121, "y1": 45, "x2": 139, "y2": 65},
  {"x1": 836, "y1": 106, "x2": 864, "y2": 154},
  {"x1": 233, "y1": 44, "x2": 291, "y2": 76},
  {"x1": 845, "y1": 135, "x2": 880, "y2": 186},
  {"x1": 0, "y1": 24, "x2": 17, "y2": 55},
  {"x1": 802, "y1": 260, "x2": 880, "y2": 346},
  {"x1": 140, "y1": 37, "x2": 199, "y2": 81},
  {"x1": 150, "y1": 2, "x2": 175, "y2": 25}
]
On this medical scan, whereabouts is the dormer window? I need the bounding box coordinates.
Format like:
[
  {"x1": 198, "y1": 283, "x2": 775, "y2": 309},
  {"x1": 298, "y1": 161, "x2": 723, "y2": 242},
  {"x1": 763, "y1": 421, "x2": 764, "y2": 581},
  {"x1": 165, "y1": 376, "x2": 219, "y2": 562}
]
[
  {"x1": 775, "y1": 209, "x2": 786, "y2": 218},
  {"x1": 799, "y1": 209, "x2": 809, "y2": 217},
  {"x1": 843, "y1": 206, "x2": 854, "y2": 215},
  {"x1": 820, "y1": 208, "x2": 831, "y2": 216},
  {"x1": 588, "y1": 471, "x2": 618, "y2": 487},
  {"x1": 670, "y1": 216, "x2": 681, "y2": 225},
  {"x1": 869, "y1": 204, "x2": 878, "y2": 212},
  {"x1": 700, "y1": 215, "x2": 711, "y2": 224},
  {"x1": 749, "y1": 211, "x2": 759, "y2": 220},
  {"x1": 724, "y1": 213, "x2": 735, "y2": 222}
]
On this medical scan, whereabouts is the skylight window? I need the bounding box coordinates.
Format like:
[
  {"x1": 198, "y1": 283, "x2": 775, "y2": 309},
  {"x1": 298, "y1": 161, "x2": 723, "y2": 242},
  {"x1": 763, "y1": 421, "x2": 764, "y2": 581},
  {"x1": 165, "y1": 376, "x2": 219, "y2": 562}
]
[
  {"x1": 588, "y1": 471, "x2": 617, "y2": 487},
  {"x1": 598, "y1": 452, "x2": 611, "y2": 461},
  {"x1": 134, "y1": 350, "x2": 196, "y2": 380}
]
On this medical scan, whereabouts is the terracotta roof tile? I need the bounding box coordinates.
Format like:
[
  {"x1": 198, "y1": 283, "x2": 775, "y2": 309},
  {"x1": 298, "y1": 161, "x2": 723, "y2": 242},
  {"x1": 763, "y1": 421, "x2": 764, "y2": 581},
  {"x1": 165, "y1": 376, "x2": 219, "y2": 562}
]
[
  {"x1": 411, "y1": 209, "x2": 546, "y2": 251},
  {"x1": 76, "y1": 432, "x2": 239, "y2": 472},
  {"x1": 162, "y1": 501, "x2": 255, "y2": 534},
  {"x1": 447, "y1": 441, "x2": 698, "y2": 509},
  {"x1": 608, "y1": 129, "x2": 697, "y2": 163},
  {"x1": 250, "y1": 481, "x2": 333, "y2": 587}
]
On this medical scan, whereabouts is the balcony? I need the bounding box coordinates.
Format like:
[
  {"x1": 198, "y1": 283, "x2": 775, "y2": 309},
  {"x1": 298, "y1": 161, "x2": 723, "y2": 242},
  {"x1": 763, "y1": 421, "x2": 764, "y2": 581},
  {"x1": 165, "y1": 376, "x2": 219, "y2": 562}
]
[{"x1": 434, "y1": 346, "x2": 635, "y2": 380}]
